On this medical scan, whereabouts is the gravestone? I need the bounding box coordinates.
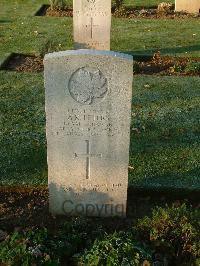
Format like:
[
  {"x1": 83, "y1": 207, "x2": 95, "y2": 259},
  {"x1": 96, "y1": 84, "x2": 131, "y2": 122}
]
[
  {"x1": 73, "y1": 0, "x2": 111, "y2": 50},
  {"x1": 44, "y1": 50, "x2": 133, "y2": 217},
  {"x1": 175, "y1": 0, "x2": 200, "y2": 13}
]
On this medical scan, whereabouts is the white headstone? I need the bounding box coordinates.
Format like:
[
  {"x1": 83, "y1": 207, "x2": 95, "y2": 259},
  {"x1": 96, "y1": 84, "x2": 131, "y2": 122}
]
[
  {"x1": 44, "y1": 50, "x2": 133, "y2": 217},
  {"x1": 73, "y1": 0, "x2": 111, "y2": 50},
  {"x1": 175, "y1": 0, "x2": 200, "y2": 13}
]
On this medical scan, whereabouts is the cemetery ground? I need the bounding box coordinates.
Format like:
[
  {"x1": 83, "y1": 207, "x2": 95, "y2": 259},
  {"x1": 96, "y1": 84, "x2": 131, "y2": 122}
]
[{"x1": 0, "y1": 0, "x2": 200, "y2": 265}]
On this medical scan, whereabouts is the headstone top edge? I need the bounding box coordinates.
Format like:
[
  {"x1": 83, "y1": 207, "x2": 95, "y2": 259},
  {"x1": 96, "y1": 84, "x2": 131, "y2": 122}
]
[{"x1": 44, "y1": 49, "x2": 133, "y2": 62}]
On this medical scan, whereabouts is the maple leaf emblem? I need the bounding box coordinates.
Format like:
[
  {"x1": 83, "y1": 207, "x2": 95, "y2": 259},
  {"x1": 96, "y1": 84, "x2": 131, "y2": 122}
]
[
  {"x1": 69, "y1": 67, "x2": 108, "y2": 105},
  {"x1": 87, "y1": 0, "x2": 97, "y2": 3}
]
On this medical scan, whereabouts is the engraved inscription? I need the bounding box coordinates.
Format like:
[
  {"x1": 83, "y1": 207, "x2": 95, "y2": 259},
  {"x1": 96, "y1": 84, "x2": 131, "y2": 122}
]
[
  {"x1": 52, "y1": 108, "x2": 120, "y2": 137},
  {"x1": 63, "y1": 183, "x2": 123, "y2": 193},
  {"x1": 74, "y1": 140, "x2": 102, "y2": 179},
  {"x1": 86, "y1": 17, "x2": 99, "y2": 39},
  {"x1": 68, "y1": 67, "x2": 108, "y2": 105},
  {"x1": 73, "y1": 0, "x2": 111, "y2": 50},
  {"x1": 87, "y1": 0, "x2": 97, "y2": 3}
]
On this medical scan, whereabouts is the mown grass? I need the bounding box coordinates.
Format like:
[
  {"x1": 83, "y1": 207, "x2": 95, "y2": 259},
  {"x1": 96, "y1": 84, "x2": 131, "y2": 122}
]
[
  {"x1": 0, "y1": 16, "x2": 199, "y2": 61},
  {"x1": 112, "y1": 18, "x2": 200, "y2": 57},
  {"x1": 0, "y1": 71, "x2": 199, "y2": 189},
  {"x1": 0, "y1": 0, "x2": 49, "y2": 19},
  {"x1": 0, "y1": 0, "x2": 199, "y2": 190},
  {"x1": 0, "y1": 0, "x2": 174, "y2": 19},
  {"x1": 0, "y1": 72, "x2": 46, "y2": 186},
  {"x1": 124, "y1": 0, "x2": 174, "y2": 7},
  {"x1": 0, "y1": 0, "x2": 199, "y2": 61},
  {"x1": 0, "y1": 17, "x2": 73, "y2": 58},
  {"x1": 63, "y1": 0, "x2": 175, "y2": 8},
  {"x1": 130, "y1": 76, "x2": 200, "y2": 189}
]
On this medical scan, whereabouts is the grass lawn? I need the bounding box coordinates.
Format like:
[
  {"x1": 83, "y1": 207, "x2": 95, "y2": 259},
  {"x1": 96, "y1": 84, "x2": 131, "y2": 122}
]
[
  {"x1": 124, "y1": 0, "x2": 174, "y2": 7},
  {"x1": 0, "y1": 0, "x2": 49, "y2": 19},
  {"x1": 0, "y1": 0, "x2": 199, "y2": 191},
  {"x1": 0, "y1": 2, "x2": 199, "y2": 265},
  {"x1": 112, "y1": 18, "x2": 200, "y2": 57},
  {"x1": 0, "y1": 71, "x2": 199, "y2": 190},
  {"x1": 0, "y1": 0, "x2": 175, "y2": 17},
  {"x1": 0, "y1": 0, "x2": 199, "y2": 62},
  {"x1": 130, "y1": 76, "x2": 200, "y2": 190},
  {"x1": 0, "y1": 17, "x2": 199, "y2": 61}
]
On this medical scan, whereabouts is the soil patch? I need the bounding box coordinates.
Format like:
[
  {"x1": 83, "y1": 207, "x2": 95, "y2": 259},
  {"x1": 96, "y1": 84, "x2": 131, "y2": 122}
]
[
  {"x1": 1, "y1": 53, "x2": 199, "y2": 76},
  {"x1": 1, "y1": 54, "x2": 43, "y2": 72},
  {"x1": 34, "y1": 4, "x2": 50, "y2": 16},
  {"x1": 133, "y1": 52, "x2": 200, "y2": 76},
  {"x1": 42, "y1": 6, "x2": 200, "y2": 19},
  {"x1": 46, "y1": 7, "x2": 73, "y2": 17},
  {"x1": 0, "y1": 186, "x2": 199, "y2": 232},
  {"x1": 122, "y1": 7, "x2": 200, "y2": 19}
]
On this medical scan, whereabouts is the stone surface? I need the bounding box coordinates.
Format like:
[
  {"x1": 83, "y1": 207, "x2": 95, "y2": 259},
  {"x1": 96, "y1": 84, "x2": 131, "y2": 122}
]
[
  {"x1": 73, "y1": 0, "x2": 111, "y2": 50},
  {"x1": 175, "y1": 0, "x2": 200, "y2": 13},
  {"x1": 44, "y1": 50, "x2": 133, "y2": 217}
]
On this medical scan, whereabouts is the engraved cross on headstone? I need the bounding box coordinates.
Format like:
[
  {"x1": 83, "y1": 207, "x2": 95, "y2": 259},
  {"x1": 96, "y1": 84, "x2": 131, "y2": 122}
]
[
  {"x1": 74, "y1": 140, "x2": 102, "y2": 179},
  {"x1": 86, "y1": 17, "x2": 99, "y2": 39}
]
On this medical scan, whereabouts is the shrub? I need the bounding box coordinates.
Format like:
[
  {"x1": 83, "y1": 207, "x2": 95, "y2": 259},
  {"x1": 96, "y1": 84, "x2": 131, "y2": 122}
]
[
  {"x1": 0, "y1": 229, "x2": 50, "y2": 266},
  {"x1": 113, "y1": 6, "x2": 127, "y2": 18},
  {"x1": 0, "y1": 218, "x2": 106, "y2": 266},
  {"x1": 170, "y1": 63, "x2": 184, "y2": 73},
  {"x1": 76, "y1": 231, "x2": 152, "y2": 266},
  {"x1": 113, "y1": 0, "x2": 127, "y2": 17},
  {"x1": 0, "y1": 206, "x2": 199, "y2": 265},
  {"x1": 135, "y1": 204, "x2": 200, "y2": 265},
  {"x1": 114, "y1": 0, "x2": 124, "y2": 9},
  {"x1": 157, "y1": 2, "x2": 173, "y2": 14}
]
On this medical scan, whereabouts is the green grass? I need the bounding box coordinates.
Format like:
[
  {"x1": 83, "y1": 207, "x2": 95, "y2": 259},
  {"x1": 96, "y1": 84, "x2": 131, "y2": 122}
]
[
  {"x1": 130, "y1": 76, "x2": 200, "y2": 189},
  {"x1": 0, "y1": 1, "x2": 199, "y2": 60},
  {"x1": 0, "y1": 72, "x2": 199, "y2": 189},
  {"x1": 65, "y1": 0, "x2": 175, "y2": 8},
  {"x1": 124, "y1": 0, "x2": 174, "y2": 7},
  {"x1": 0, "y1": 16, "x2": 199, "y2": 59},
  {"x1": 112, "y1": 18, "x2": 200, "y2": 57},
  {"x1": 0, "y1": 17, "x2": 73, "y2": 57},
  {"x1": 0, "y1": 0, "x2": 174, "y2": 18},
  {"x1": 0, "y1": 72, "x2": 47, "y2": 185},
  {"x1": 0, "y1": 0, "x2": 49, "y2": 19},
  {"x1": 0, "y1": 0, "x2": 199, "y2": 190}
]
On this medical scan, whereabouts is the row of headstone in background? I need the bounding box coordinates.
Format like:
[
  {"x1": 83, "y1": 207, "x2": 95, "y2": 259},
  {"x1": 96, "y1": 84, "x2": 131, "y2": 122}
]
[
  {"x1": 73, "y1": 0, "x2": 199, "y2": 52},
  {"x1": 175, "y1": 0, "x2": 200, "y2": 13},
  {"x1": 45, "y1": 0, "x2": 133, "y2": 217},
  {"x1": 73, "y1": 0, "x2": 111, "y2": 50}
]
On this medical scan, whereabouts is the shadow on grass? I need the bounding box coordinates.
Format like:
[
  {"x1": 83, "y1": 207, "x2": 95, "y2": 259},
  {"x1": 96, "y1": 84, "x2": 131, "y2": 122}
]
[
  {"x1": 1, "y1": 121, "x2": 199, "y2": 190},
  {"x1": 0, "y1": 19, "x2": 12, "y2": 24},
  {"x1": 124, "y1": 44, "x2": 200, "y2": 56},
  {"x1": 0, "y1": 71, "x2": 199, "y2": 190},
  {"x1": 128, "y1": 168, "x2": 200, "y2": 188},
  {"x1": 1, "y1": 112, "x2": 199, "y2": 189}
]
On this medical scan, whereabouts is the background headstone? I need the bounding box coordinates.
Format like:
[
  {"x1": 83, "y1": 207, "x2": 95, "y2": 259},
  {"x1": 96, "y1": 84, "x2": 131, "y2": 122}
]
[
  {"x1": 44, "y1": 50, "x2": 133, "y2": 217},
  {"x1": 73, "y1": 0, "x2": 111, "y2": 50},
  {"x1": 175, "y1": 0, "x2": 200, "y2": 13}
]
